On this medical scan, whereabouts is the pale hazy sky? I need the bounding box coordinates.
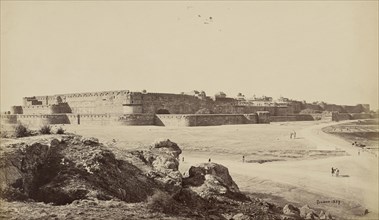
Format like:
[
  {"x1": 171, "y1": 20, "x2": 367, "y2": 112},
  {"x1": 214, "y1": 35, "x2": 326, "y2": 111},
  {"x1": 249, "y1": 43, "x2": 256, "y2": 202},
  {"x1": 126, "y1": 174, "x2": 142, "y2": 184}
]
[{"x1": 1, "y1": 1, "x2": 378, "y2": 111}]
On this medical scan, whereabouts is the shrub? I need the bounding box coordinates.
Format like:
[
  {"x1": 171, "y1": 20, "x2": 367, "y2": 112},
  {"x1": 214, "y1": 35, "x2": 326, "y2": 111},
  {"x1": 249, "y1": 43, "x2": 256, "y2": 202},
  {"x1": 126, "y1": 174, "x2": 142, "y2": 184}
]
[
  {"x1": 56, "y1": 127, "x2": 65, "y2": 134},
  {"x1": 14, "y1": 123, "x2": 30, "y2": 138},
  {"x1": 39, "y1": 125, "x2": 52, "y2": 134},
  {"x1": 147, "y1": 191, "x2": 177, "y2": 214}
]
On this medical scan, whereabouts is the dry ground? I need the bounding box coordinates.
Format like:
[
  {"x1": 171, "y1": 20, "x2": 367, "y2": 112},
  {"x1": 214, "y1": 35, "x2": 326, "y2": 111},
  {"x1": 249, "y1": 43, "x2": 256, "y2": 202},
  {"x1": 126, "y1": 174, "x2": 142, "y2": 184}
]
[
  {"x1": 60, "y1": 120, "x2": 379, "y2": 219},
  {"x1": 2, "y1": 120, "x2": 378, "y2": 219}
]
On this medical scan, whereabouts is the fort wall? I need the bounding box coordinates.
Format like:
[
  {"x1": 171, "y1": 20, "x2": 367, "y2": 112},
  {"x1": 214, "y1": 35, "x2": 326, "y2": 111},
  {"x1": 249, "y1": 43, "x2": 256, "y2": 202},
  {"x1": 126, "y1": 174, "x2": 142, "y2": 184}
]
[
  {"x1": 1, "y1": 115, "x2": 18, "y2": 124},
  {"x1": 332, "y1": 112, "x2": 376, "y2": 121},
  {"x1": 270, "y1": 114, "x2": 314, "y2": 122},
  {"x1": 155, "y1": 114, "x2": 259, "y2": 127},
  {"x1": 350, "y1": 113, "x2": 372, "y2": 120},
  {"x1": 8, "y1": 90, "x2": 372, "y2": 127},
  {"x1": 332, "y1": 112, "x2": 351, "y2": 121}
]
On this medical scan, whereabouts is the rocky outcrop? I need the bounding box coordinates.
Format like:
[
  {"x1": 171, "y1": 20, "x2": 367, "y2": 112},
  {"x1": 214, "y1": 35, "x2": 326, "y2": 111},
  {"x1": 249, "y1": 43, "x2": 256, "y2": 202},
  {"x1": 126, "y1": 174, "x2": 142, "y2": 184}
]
[
  {"x1": 182, "y1": 162, "x2": 247, "y2": 202},
  {"x1": 282, "y1": 204, "x2": 300, "y2": 218},
  {"x1": 281, "y1": 204, "x2": 334, "y2": 220},
  {"x1": 0, "y1": 136, "x2": 165, "y2": 204},
  {"x1": 130, "y1": 139, "x2": 183, "y2": 194},
  {"x1": 1, "y1": 135, "x2": 335, "y2": 220},
  {"x1": 300, "y1": 205, "x2": 318, "y2": 219}
]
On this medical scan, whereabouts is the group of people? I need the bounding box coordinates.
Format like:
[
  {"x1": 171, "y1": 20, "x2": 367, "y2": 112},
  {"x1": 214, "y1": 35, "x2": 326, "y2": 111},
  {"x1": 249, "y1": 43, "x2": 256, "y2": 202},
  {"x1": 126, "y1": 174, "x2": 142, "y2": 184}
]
[{"x1": 331, "y1": 167, "x2": 340, "y2": 177}]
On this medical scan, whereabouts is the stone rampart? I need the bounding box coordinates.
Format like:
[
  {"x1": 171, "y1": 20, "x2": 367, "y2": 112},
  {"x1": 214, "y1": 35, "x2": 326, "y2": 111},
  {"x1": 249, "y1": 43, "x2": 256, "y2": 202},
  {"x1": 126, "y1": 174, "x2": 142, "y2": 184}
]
[
  {"x1": 155, "y1": 114, "x2": 259, "y2": 127},
  {"x1": 1, "y1": 115, "x2": 18, "y2": 124},
  {"x1": 270, "y1": 114, "x2": 314, "y2": 122},
  {"x1": 332, "y1": 112, "x2": 351, "y2": 121},
  {"x1": 350, "y1": 113, "x2": 372, "y2": 120},
  {"x1": 309, "y1": 112, "x2": 332, "y2": 121},
  {"x1": 270, "y1": 116, "x2": 297, "y2": 122},
  {"x1": 118, "y1": 114, "x2": 155, "y2": 125},
  {"x1": 7, "y1": 114, "x2": 70, "y2": 127}
]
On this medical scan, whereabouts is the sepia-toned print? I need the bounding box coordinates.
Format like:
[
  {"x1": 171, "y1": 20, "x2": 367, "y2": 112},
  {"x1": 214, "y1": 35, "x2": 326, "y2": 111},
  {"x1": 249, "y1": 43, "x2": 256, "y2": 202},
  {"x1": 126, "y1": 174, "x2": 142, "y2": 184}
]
[{"x1": 1, "y1": 1, "x2": 378, "y2": 220}]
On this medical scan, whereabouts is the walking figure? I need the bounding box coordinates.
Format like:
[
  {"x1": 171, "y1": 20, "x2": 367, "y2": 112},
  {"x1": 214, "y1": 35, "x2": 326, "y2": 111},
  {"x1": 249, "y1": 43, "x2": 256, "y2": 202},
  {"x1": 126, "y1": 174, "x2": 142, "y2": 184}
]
[
  {"x1": 293, "y1": 130, "x2": 296, "y2": 139},
  {"x1": 336, "y1": 169, "x2": 339, "y2": 177},
  {"x1": 331, "y1": 167, "x2": 335, "y2": 176},
  {"x1": 242, "y1": 155, "x2": 245, "y2": 163}
]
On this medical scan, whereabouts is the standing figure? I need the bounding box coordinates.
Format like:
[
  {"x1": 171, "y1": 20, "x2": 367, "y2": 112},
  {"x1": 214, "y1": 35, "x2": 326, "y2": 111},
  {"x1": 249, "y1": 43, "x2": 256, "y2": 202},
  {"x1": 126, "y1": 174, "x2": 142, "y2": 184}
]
[
  {"x1": 242, "y1": 155, "x2": 245, "y2": 163},
  {"x1": 331, "y1": 167, "x2": 335, "y2": 176},
  {"x1": 208, "y1": 158, "x2": 211, "y2": 162},
  {"x1": 293, "y1": 130, "x2": 296, "y2": 139},
  {"x1": 336, "y1": 169, "x2": 339, "y2": 177},
  {"x1": 290, "y1": 132, "x2": 293, "y2": 139}
]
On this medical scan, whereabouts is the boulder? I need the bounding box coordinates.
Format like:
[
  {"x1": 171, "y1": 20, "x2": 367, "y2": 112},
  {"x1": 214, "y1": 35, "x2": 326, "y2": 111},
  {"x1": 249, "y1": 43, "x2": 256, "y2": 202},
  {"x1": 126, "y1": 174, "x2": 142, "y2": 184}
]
[
  {"x1": 300, "y1": 205, "x2": 317, "y2": 218},
  {"x1": 81, "y1": 137, "x2": 99, "y2": 146},
  {"x1": 150, "y1": 138, "x2": 182, "y2": 158},
  {"x1": 182, "y1": 162, "x2": 245, "y2": 201},
  {"x1": 319, "y1": 210, "x2": 333, "y2": 219},
  {"x1": 232, "y1": 212, "x2": 250, "y2": 220},
  {"x1": 305, "y1": 212, "x2": 319, "y2": 219},
  {"x1": 131, "y1": 139, "x2": 183, "y2": 194},
  {"x1": 283, "y1": 204, "x2": 300, "y2": 217}
]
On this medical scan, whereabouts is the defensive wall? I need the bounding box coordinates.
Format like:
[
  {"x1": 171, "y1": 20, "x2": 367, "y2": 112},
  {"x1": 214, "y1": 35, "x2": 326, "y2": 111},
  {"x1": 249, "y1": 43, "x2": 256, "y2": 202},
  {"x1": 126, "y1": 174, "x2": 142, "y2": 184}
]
[
  {"x1": 12, "y1": 90, "x2": 370, "y2": 117},
  {"x1": 2, "y1": 112, "x2": 376, "y2": 127},
  {"x1": 14, "y1": 91, "x2": 301, "y2": 116},
  {"x1": 3, "y1": 89, "x2": 372, "y2": 127},
  {"x1": 1, "y1": 114, "x2": 156, "y2": 127},
  {"x1": 270, "y1": 114, "x2": 315, "y2": 122},
  {"x1": 331, "y1": 112, "x2": 375, "y2": 121},
  {"x1": 1, "y1": 112, "x2": 270, "y2": 127},
  {"x1": 155, "y1": 114, "x2": 260, "y2": 127}
]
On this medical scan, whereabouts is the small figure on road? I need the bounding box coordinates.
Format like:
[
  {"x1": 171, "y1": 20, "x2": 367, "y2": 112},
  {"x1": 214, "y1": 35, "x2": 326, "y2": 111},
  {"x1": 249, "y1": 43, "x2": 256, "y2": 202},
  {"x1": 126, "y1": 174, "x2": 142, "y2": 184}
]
[
  {"x1": 182, "y1": 157, "x2": 184, "y2": 162},
  {"x1": 208, "y1": 158, "x2": 211, "y2": 162},
  {"x1": 242, "y1": 155, "x2": 245, "y2": 163},
  {"x1": 292, "y1": 130, "x2": 296, "y2": 139},
  {"x1": 331, "y1": 167, "x2": 335, "y2": 176},
  {"x1": 364, "y1": 209, "x2": 369, "y2": 215},
  {"x1": 335, "y1": 169, "x2": 339, "y2": 177}
]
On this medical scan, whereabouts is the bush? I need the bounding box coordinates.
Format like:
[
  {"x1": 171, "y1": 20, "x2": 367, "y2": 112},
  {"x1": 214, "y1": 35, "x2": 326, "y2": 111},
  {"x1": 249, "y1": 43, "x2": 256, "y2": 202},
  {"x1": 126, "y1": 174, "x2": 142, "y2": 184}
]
[
  {"x1": 14, "y1": 123, "x2": 30, "y2": 138},
  {"x1": 56, "y1": 127, "x2": 65, "y2": 134},
  {"x1": 147, "y1": 191, "x2": 177, "y2": 214},
  {"x1": 39, "y1": 125, "x2": 52, "y2": 134}
]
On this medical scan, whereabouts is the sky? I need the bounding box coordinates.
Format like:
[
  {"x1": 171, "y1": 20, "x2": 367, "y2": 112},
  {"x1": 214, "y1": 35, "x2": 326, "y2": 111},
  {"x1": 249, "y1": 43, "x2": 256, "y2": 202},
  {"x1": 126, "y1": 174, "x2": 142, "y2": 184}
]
[{"x1": 1, "y1": 1, "x2": 378, "y2": 111}]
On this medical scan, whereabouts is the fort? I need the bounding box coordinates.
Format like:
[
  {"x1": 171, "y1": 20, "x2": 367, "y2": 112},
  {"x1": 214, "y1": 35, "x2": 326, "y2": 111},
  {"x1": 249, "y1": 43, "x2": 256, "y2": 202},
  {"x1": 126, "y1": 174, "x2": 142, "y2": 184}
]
[{"x1": 1, "y1": 89, "x2": 374, "y2": 127}]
